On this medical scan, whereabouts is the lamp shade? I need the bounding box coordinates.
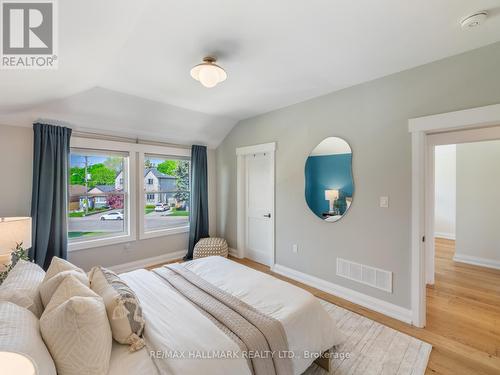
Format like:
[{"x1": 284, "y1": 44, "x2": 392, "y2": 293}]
[
  {"x1": 325, "y1": 189, "x2": 339, "y2": 201},
  {"x1": 0, "y1": 352, "x2": 36, "y2": 375},
  {"x1": 190, "y1": 57, "x2": 227, "y2": 88},
  {"x1": 0, "y1": 217, "x2": 32, "y2": 255}
]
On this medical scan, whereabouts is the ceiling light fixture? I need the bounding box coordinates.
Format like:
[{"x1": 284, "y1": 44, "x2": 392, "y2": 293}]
[
  {"x1": 190, "y1": 56, "x2": 227, "y2": 88},
  {"x1": 461, "y1": 11, "x2": 488, "y2": 29}
]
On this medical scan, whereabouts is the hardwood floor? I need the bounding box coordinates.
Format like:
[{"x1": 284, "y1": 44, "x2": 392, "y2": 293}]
[
  {"x1": 151, "y1": 240, "x2": 500, "y2": 374},
  {"x1": 230, "y1": 239, "x2": 500, "y2": 375}
]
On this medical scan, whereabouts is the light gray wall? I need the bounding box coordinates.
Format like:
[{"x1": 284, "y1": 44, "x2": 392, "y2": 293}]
[
  {"x1": 0, "y1": 123, "x2": 217, "y2": 271},
  {"x1": 455, "y1": 140, "x2": 500, "y2": 264},
  {"x1": 216, "y1": 42, "x2": 500, "y2": 309},
  {"x1": 0, "y1": 125, "x2": 32, "y2": 217}
]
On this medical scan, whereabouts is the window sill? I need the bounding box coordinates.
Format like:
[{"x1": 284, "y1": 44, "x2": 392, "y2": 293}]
[
  {"x1": 68, "y1": 233, "x2": 134, "y2": 252},
  {"x1": 139, "y1": 226, "x2": 190, "y2": 240},
  {"x1": 68, "y1": 227, "x2": 190, "y2": 252}
]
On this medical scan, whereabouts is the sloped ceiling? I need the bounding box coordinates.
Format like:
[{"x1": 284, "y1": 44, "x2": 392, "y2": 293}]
[{"x1": 1, "y1": 0, "x2": 500, "y2": 147}]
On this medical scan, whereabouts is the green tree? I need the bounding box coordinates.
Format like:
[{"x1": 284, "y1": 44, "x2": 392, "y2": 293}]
[
  {"x1": 70, "y1": 167, "x2": 85, "y2": 185},
  {"x1": 174, "y1": 160, "x2": 190, "y2": 203},
  {"x1": 103, "y1": 157, "x2": 123, "y2": 172},
  {"x1": 144, "y1": 159, "x2": 155, "y2": 169},
  {"x1": 87, "y1": 164, "x2": 116, "y2": 188},
  {"x1": 157, "y1": 160, "x2": 177, "y2": 176}
]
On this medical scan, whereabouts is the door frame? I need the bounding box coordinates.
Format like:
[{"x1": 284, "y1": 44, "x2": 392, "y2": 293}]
[
  {"x1": 236, "y1": 142, "x2": 276, "y2": 265},
  {"x1": 409, "y1": 103, "x2": 500, "y2": 328}
]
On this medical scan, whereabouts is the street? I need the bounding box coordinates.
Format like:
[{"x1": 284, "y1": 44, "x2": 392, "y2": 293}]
[{"x1": 68, "y1": 211, "x2": 189, "y2": 235}]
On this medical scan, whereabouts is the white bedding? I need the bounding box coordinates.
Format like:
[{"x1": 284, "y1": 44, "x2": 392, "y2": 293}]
[
  {"x1": 108, "y1": 341, "x2": 159, "y2": 375},
  {"x1": 121, "y1": 256, "x2": 342, "y2": 375},
  {"x1": 183, "y1": 256, "x2": 343, "y2": 374},
  {"x1": 121, "y1": 269, "x2": 251, "y2": 375}
]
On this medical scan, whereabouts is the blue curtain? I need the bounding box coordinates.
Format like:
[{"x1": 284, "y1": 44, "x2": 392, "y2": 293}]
[
  {"x1": 30, "y1": 123, "x2": 72, "y2": 270},
  {"x1": 186, "y1": 145, "x2": 209, "y2": 259}
]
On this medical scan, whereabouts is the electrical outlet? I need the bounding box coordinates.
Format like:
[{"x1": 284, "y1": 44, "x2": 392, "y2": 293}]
[
  {"x1": 379, "y1": 196, "x2": 389, "y2": 208},
  {"x1": 292, "y1": 244, "x2": 298, "y2": 253}
]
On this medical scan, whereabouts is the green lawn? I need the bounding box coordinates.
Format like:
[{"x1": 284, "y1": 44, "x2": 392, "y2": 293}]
[
  {"x1": 69, "y1": 207, "x2": 110, "y2": 218},
  {"x1": 68, "y1": 231, "x2": 105, "y2": 239},
  {"x1": 170, "y1": 208, "x2": 189, "y2": 216}
]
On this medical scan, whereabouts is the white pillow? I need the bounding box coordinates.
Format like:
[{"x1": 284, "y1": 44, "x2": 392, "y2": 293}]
[
  {"x1": 40, "y1": 275, "x2": 112, "y2": 375},
  {"x1": 39, "y1": 257, "x2": 88, "y2": 307},
  {"x1": 0, "y1": 260, "x2": 45, "y2": 317},
  {"x1": 39, "y1": 269, "x2": 89, "y2": 307},
  {"x1": 0, "y1": 301, "x2": 56, "y2": 375},
  {"x1": 89, "y1": 266, "x2": 145, "y2": 351}
]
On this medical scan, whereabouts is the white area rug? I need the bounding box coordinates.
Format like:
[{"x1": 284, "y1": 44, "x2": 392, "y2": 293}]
[{"x1": 304, "y1": 299, "x2": 432, "y2": 375}]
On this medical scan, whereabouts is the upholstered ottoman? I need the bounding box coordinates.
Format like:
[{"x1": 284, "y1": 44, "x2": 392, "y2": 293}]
[{"x1": 193, "y1": 237, "x2": 229, "y2": 259}]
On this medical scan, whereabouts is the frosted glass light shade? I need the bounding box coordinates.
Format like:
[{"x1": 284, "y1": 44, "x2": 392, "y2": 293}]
[
  {"x1": 0, "y1": 352, "x2": 36, "y2": 375},
  {"x1": 190, "y1": 57, "x2": 227, "y2": 88},
  {"x1": 0, "y1": 217, "x2": 32, "y2": 255}
]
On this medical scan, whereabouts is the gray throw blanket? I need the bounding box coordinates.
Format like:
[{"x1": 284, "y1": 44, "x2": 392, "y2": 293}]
[{"x1": 153, "y1": 263, "x2": 293, "y2": 375}]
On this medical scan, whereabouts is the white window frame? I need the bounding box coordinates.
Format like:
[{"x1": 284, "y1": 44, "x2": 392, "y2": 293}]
[
  {"x1": 138, "y1": 151, "x2": 191, "y2": 240},
  {"x1": 68, "y1": 137, "x2": 137, "y2": 251},
  {"x1": 68, "y1": 137, "x2": 191, "y2": 250}
]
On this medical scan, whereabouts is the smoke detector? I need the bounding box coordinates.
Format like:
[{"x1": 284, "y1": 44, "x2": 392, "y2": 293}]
[{"x1": 461, "y1": 12, "x2": 488, "y2": 29}]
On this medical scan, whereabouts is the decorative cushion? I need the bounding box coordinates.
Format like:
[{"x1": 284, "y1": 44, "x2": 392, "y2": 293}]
[
  {"x1": 0, "y1": 260, "x2": 45, "y2": 317},
  {"x1": 0, "y1": 301, "x2": 57, "y2": 375},
  {"x1": 89, "y1": 266, "x2": 145, "y2": 351},
  {"x1": 193, "y1": 237, "x2": 229, "y2": 259},
  {"x1": 39, "y1": 257, "x2": 88, "y2": 307},
  {"x1": 40, "y1": 275, "x2": 112, "y2": 375},
  {"x1": 43, "y1": 256, "x2": 84, "y2": 281}
]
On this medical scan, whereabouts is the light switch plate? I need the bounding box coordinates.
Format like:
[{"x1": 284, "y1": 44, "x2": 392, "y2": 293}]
[
  {"x1": 292, "y1": 244, "x2": 298, "y2": 253},
  {"x1": 380, "y1": 196, "x2": 389, "y2": 208}
]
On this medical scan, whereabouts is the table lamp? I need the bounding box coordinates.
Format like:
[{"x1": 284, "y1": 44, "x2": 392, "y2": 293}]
[
  {"x1": 0, "y1": 217, "x2": 32, "y2": 271},
  {"x1": 325, "y1": 189, "x2": 339, "y2": 213},
  {"x1": 0, "y1": 352, "x2": 36, "y2": 375}
]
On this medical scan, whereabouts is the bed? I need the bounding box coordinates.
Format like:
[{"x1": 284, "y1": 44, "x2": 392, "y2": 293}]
[
  {"x1": 0, "y1": 256, "x2": 341, "y2": 375},
  {"x1": 116, "y1": 256, "x2": 343, "y2": 375}
]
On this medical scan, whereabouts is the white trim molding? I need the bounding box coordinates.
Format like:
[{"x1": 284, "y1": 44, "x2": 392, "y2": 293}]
[
  {"x1": 236, "y1": 142, "x2": 276, "y2": 265},
  {"x1": 109, "y1": 250, "x2": 186, "y2": 274},
  {"x1": 434, "y1": 232, "x2": 455, "y2": 240},
  {"x1": 409, "y1": 103, "x2": 500, "y2": 328},
  {"x1": 408, "y1": 103, "x2": 500, "y2": 133},
  {"x1": 228, "y1": 248, "x2": 243, "y2": 259},
  {"x1": 236, "y1": 142, "x2": 276, "y2": 156},
  {"x1": 453, "y1": 254, "x2": 500, "y2": 270},
  {"x1": 271, "y1": 264, "x2": 412, "y2": 324}
]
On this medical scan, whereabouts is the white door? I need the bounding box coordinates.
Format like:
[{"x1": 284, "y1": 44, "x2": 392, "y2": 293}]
[{"x1": 245, "y1": 152, "x2": 274, "y2": 266}]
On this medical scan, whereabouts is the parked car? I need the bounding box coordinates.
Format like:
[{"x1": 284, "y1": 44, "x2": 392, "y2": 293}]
[
  {"x1": 100, "y1": 211, "x2": 124, "y2": 221},
  {"x1": 154, "y1": 203, "x2": 168, "y2": 212}
]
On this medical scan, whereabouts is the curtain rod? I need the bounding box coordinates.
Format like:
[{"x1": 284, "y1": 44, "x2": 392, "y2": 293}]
[
  {"x1": 36, "y1": 118, "x2": 195, "y2": 150},
  {"x1": 71, "y1": 130, "x2": 191, "y2": 150}
]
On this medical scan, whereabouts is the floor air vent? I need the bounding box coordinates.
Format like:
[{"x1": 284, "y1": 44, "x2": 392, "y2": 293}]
[{"x1": 336, "y1": 258, "x2": 392, "y2": 293}]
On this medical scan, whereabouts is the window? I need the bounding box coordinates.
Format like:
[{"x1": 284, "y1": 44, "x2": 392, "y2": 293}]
[
  {"x1": 67, "y1": 137, "x2": 190, "y2": 249},
  {"x1": 143, "y1": 156, "x2": 190, "y2": 233},
  {"x1": 68, "y1": 149, "x2": 129, "y2": 244}
]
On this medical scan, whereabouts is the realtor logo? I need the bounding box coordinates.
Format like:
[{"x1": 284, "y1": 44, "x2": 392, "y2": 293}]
[{"x1": 1, "y1": 0, "x2": 57, "y2": 69}]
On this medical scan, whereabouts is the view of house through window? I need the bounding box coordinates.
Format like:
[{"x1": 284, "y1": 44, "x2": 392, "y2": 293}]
[
  {"x1": 68, "y1": 150, "x2": 128, "y2": 241},
  {"x1": 143, "y1": 156, "x2": 190, "y2": 232}
]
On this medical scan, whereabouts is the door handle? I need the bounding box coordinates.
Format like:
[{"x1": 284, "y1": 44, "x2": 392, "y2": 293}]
[{"x1": 263, "y1": 213, "x2": 271, "y2": 218}]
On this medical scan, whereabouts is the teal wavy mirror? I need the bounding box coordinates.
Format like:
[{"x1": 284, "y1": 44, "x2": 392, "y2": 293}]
[{"x1": 305, "y1": 137, "x2": 354, "y2": 222}]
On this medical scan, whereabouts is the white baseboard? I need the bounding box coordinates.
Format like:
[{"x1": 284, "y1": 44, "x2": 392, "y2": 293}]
[
  {"x1": 271, "y1": 263, "x2": 413, "y2": 325},
  {"x1": 110, "y1": 250, "x2": 186, "y2": 274},
  {"x1": 434, "y1": 232, "x2": 455, "y2": 240},
  {"x1": 229, "y1": 248, "x2": 243, "y2": 258},
  {"x1": 453, "y1": 254, "x2": 500, "y2": 270}
]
